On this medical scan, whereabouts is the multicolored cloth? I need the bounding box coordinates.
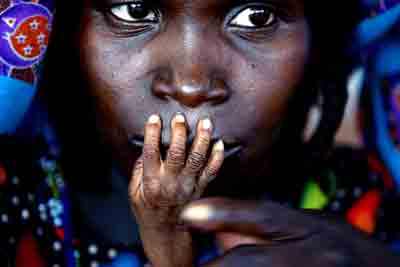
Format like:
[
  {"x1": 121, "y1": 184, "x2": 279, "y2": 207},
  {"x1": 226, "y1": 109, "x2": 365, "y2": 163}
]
[
  {"x1": 0, "y1": 0, "x2": 54, "y2": 134},
  {"x1": 0, "y1": 132, "x2": 217, "y2": 267},
  {"x1": 353, "y1": 0, "x2": 400, "y2": 188},
  {"x1": 1, "y1": 126, "x2": 400, "y2": 267}
]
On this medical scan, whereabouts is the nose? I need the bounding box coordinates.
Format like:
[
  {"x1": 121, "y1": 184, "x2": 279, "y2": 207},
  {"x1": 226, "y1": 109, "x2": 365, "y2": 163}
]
[
  {"x1": 151, "y1": 24, "x2": 230, "y2": 108},
  {"x1": 151, "y1": 67, "x2": 230, "y2": 108}
]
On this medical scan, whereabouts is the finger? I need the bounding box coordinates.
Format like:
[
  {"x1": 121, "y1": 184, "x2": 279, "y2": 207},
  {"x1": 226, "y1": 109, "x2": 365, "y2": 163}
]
[
  {"x1": 164, "y1": 113, "x2": 187, "y2": 175},
  {"x1": 143, "y1": 114, "x2": 162, "y2": 177},
  {"x1": 215, "y1": 232, "x2": 268, "y2": 253},
  {"x1": 194, "y1": 140, "x2": 224, "y2": 199},
  {"x1": 181, "y1": 118, "x2": 213, "y2": 190},
  {"x1": 128, "y1": 155, "x2": 145, "y2": 204},
  {"x1": 130, "y1": 155, "x2": 144, "y2": 190},
  {"x1": 180, "y1": 198, "x2": 318, "y2": 238}
]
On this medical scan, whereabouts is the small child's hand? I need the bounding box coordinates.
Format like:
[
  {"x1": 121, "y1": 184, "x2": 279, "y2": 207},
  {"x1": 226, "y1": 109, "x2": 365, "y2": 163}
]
[
  {"x1": 129, "y1": 113, "x2": 224, "y2": 267},
  {"x1": 130, "y1": 113, "x2": 224, "y2": 224}
]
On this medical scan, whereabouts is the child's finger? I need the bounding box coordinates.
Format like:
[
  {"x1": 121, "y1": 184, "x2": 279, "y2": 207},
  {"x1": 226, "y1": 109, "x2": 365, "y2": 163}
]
[
  {"x1": 164, "y1": 113, "x2": 187, "y2": 175},
  {"x1": 129, "y1": 156, "x2": 144, "y2": 202},
  {"x1": 181, "y1": 118, "x2": 213, "y2": 190},
  {"x1": 195, "y1": 140, "x2": 224, "y2": 199},
  {"x1": 143, "y1": 114, "x2": 162, "y2": 177}
]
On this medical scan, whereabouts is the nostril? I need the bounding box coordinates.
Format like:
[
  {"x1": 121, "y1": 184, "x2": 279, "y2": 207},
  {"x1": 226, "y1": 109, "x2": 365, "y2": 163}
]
[
  {"x1": 207, "y1": 88, "x2": 230, "y2": 105},
  {"x1": 208, "y1": 78, "x2": 230, "y2": 105},
  {"x1": 151, "y1": 72, "x2": 175, "y2": 100},
  {"x1": 151, "y1": 67, "x2": 230, "y2": 107},
  {"x1": 152, "y1": 79, "x2": 174, "y2": 100}
]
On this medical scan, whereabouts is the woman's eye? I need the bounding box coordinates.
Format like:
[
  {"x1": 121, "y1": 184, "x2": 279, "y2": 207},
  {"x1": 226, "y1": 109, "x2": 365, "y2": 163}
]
[
  {"x1": 229, "y1": 6, "x2": 276, "y2": 28},
  {"x1": 110, "y1": 2, "x2": 158, "y2": 23}
]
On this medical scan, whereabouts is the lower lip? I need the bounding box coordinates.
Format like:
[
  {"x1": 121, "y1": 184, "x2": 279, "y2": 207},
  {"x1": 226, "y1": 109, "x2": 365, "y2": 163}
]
[{"x1": 129, "y1": 137, "x2": 243, "y2": 159}]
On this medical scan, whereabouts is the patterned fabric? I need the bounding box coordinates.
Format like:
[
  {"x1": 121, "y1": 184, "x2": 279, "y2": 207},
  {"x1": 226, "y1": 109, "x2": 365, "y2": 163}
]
[
  {"x1": 0, "y1": 134, "x2": 144, "y2": 267},
  {"x1": 0, "y1": 0, "x2": 54, "y2": 134},
  {"x1": 300, "y1": 147, "x2": 400, "y2": 243},
  {"x1": 0, "y1": 0, "x2": 53, "y2": 81},
  {"x1": 0, "y1": 133, "x2": 220, "y2": 266},
  {"x1": 354, "y1": 1, "x2": 400, "y2": 188}
]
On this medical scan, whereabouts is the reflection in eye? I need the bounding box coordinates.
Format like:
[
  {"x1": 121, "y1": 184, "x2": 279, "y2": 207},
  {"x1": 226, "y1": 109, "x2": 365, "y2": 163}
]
[
  {"x1": 230, "y1": 6, "x2": 276, "y2": 28},
  {"x1": 110, "y1": 2, "x2": 158, "y2": 23}
]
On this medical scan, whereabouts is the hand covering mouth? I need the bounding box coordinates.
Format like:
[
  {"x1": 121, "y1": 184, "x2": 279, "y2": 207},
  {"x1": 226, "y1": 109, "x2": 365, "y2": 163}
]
[{"x1": 129, "y1": 134, "x2": 243, "y2": 159}]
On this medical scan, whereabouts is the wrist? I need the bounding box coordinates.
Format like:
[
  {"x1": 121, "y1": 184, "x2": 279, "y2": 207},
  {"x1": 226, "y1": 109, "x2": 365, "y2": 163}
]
[{"x1": 141, "y1": 230, "x2": 194, "y2": 267}]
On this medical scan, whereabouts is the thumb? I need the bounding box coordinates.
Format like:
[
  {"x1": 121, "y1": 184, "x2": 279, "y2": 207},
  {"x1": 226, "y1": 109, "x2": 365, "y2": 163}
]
[
  {"x1": 180, "y1": 197, "x2": 318, "y2": 239},
  {"x1": 180, "y1": 197, "x2": 262, "y2": 235},
  {"x1": 215, "y1": 232, "x2": 267, "y2": 252}
]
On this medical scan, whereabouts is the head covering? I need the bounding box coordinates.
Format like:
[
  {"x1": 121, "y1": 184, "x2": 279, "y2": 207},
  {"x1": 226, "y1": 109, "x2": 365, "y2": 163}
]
[
  {"x1": 353, "y1": 1, "x2": 400, "y2": 188},
  {"x1": 0, "y1": 0, "x2": 54, "y2": 134}
]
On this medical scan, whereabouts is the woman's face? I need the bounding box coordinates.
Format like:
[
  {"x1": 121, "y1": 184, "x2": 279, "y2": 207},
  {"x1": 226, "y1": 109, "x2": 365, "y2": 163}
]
[{"x1": 78, "y1": 0, "x2": 310, "y2": 184}]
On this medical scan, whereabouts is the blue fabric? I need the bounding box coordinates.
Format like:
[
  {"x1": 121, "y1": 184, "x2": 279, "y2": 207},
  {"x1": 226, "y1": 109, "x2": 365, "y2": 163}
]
[
  {"x1": 0, "y1": 76, "x2": 36, "y2": 134},
  {"x1": 354, "y1": 4, "x2": 400, "y2": 49},
  {"x1": 391, "y1": 240, "x2": 400, "y2": 252},
  {"x1": 101, "y1": 253, "x2": 142, "y2": 267}
]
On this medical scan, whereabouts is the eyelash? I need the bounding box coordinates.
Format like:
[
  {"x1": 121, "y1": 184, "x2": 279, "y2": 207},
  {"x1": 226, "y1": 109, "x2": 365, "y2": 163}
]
[
  {"x1": 106, "y1": 1, "x2": 280, "y2": 32},
  {"x1": 228, "y1": 4, "x2": 278, "y2": 29},
  {"x1": 108, "y1": 2, "x2": 160, "y2": 23}
]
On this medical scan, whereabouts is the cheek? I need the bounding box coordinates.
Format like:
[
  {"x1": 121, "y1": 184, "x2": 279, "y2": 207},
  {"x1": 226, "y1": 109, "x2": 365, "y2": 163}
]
[
  {"x1": 77, "y1": 23, "x2": 159, "y2": 166},
  {"x1": 79, "y1": 20, "x2": 156, "y2": 132},
  {"x1": 231, "y1": 28, "x2": 310, "y2": 141}
]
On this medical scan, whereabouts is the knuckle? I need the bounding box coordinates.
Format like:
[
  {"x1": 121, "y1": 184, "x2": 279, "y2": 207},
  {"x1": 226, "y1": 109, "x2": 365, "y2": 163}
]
[
  {"x1": 197, "y1": 135, "x2": 210, "y2": 145},
  {"x1": 203, "y1": 166, "x2": 218, "y2": 180},
  {"x1": 187, "y1": 151, "x2": 206, "y2": 171},
  {"x1": 143, "y1": 144, "x2": 160, "y2": 159},
  {"x1": 167, "y1": 145, "x2": 186, "y2": 163}
]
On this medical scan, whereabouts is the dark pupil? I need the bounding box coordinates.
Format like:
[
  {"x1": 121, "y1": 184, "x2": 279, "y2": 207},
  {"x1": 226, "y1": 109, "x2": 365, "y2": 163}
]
[
  {"x1": 248, "y1": 8, "x2": 271, "y2": 26},
  {"x1": 128, "y1": 3, "x2": 150, "y2": 19}
]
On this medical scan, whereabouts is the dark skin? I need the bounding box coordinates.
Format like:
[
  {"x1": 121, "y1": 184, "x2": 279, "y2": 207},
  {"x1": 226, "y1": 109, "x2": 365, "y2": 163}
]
[
  {"x1": 79, "y1": 0, "x2": 309, "y2": 179},
  {"x1": 75, "y1": 0, "x2": 400, "y2": 266},
  {"x1": 180, "y1": 198, "x2": 400, "y2": 267}
]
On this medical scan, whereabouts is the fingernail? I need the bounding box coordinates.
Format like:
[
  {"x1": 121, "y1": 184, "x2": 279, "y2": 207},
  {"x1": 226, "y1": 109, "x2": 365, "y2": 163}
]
[
  {"x1": 214, "y1": 140, "x2": 224, "y2": 151},
  {"x1": 175, "y1": 113, "x2": 185, "y2": 124},
  {"x1": 181, "y1": 205, "x2": 214, "y2": 222},
  {"x1": 148, "y1": 114, "x2": 160, "y2": 124},
  {"x1": 201, "y1": 118, "x2": 212, "y2": 131}
]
